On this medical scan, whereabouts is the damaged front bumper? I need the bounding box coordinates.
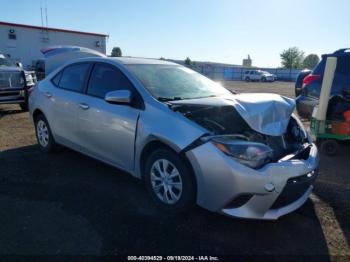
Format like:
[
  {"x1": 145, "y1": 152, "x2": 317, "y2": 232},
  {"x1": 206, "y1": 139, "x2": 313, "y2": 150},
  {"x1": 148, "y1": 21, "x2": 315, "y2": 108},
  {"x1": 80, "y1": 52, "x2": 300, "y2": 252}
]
[{"x1": 186, "y1": 141, "x2": 319, "y2": 220}]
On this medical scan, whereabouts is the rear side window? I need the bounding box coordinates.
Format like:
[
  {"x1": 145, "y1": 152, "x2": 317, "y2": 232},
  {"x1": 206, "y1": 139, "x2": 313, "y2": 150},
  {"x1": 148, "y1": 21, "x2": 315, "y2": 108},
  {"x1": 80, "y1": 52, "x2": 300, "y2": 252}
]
[
  {"x1": 87, "y1": 63, "x2": 134, "y2": 98},
  {"x1": 313, "y1": 58, "x2": 326, "y2": 75},
  {"x1": 58, "y1": 63, "x2": 90, "y2": 92},
  {"x1": 51, "y1": 71, "x2": 62, "y2": 86},
  {"x1": 336, "y1": 56, "x2": 350, "y2": 75}
]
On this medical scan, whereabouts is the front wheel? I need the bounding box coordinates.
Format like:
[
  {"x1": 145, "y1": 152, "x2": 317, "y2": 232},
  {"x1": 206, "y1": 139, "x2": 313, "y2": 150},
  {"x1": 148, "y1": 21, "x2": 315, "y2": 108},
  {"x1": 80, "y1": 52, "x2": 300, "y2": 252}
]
[
  {"x1": 144, "y1": 148, "x2": 196, "y2": 213},
  {"x1": 35, "y1": 114, "x2": 57, "y2": 153}
]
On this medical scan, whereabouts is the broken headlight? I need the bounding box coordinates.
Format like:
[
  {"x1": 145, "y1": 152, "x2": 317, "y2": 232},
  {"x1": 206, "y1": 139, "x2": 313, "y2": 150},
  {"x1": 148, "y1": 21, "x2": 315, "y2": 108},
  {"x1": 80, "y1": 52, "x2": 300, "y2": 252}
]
[{"x1": 212, "y1": 136, "x2": 273, "y2": 169}]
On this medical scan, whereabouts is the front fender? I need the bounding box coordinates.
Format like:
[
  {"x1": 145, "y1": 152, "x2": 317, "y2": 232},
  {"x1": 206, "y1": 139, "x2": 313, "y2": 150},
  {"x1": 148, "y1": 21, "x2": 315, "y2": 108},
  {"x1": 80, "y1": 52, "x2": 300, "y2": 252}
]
[{"x1": 133, "y1": 102, "x2": 207, "y2": 178}]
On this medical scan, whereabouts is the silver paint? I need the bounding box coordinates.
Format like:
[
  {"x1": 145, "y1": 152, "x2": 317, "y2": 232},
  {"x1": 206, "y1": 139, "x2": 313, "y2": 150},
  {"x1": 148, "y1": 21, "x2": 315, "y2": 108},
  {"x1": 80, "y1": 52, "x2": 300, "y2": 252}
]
[{"x1": 29, "y1": 56, "x2": 319, "y2": 220}]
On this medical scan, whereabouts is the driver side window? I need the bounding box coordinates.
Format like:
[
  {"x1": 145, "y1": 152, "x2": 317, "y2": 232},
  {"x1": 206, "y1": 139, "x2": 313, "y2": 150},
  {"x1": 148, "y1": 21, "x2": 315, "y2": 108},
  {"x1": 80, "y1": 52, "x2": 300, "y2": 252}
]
[{"x1": 87, "y1": 63, "x2": 134, "y2": 98}]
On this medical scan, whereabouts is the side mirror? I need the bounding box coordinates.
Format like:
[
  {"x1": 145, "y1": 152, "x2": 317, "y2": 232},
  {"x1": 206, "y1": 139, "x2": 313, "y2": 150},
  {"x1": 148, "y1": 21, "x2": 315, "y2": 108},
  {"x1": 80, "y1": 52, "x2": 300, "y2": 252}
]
[
  {"x1": 105, "y1": 90, "x2": 132, "y2": 105},
  {"x1": 16, "y1": 62, "x2": 23, "y2": 68}
]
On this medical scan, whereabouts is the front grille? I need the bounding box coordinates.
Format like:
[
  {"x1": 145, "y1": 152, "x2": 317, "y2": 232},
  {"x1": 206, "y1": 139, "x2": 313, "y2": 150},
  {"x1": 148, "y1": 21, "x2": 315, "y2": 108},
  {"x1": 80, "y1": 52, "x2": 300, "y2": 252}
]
[
  {"x1": 0, "y1": 71, "x2": 24, "y2": 89},
  {"x1": 271, "y1": 170, "x2": 317, "y2": 209},
  {"x1": 0, "y1": 91, "x2": 21, "y2": 97}
]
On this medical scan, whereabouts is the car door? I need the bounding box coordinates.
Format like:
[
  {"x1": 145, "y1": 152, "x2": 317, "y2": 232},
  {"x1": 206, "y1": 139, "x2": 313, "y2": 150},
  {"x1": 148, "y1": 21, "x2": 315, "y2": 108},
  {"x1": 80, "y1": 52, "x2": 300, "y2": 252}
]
[
  {"x1": 333, "y1": 55, "x2": 350, "y2": 96},
  {"x1": 45, "y1": 62, "x2": 92, "y2": 149},
  {"x1": 77, "y1": 62, "x2": 141, "y2": 171},
  {"x1": 250, "y1": 71, "x2": 256, "y2": 80}
]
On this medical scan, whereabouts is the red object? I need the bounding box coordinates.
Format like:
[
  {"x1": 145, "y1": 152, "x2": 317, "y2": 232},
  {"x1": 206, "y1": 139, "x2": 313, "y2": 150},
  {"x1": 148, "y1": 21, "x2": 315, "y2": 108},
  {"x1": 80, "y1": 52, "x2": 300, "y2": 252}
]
[
  {"x1": 344, "y1": 111, "x2": 350, "y2": 122},
  {"x1": 303, "y1": 74, "x2": 322, "y2": 86},
  {"x1": 331, "y1": 122, "x2": 350, "y2": 135}
]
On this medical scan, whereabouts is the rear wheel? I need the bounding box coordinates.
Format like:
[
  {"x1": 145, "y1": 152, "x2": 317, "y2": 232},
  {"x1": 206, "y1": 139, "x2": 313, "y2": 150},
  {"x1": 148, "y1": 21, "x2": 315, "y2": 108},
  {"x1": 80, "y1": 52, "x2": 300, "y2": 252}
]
[
  {"x1": 245, "y1": 77, "x2": 250, "y2": 82},
  {"x1": 35, "y1": 114, "x2": 57, "y2": 153},
  {"x1": 319, "y1": 139, "x2": 339, "y2": 156},
  {"x1": 144, "y1": 148, "x2": 196, "y2": 213}
]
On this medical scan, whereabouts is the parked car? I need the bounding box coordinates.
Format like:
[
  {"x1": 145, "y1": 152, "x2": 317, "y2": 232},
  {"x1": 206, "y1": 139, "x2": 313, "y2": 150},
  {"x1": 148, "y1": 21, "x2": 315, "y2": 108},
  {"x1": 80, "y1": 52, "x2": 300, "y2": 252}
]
[
  {"x1": 29, "y1": 57, "x2": 319, "y2": 220},
  {"x1": 295, "y1": 69, "x2": 311, "y2": 97},
  {"x1": 243, "y1": 70, "x2": 276, "y2": 82},
  {"x1": 0, "y1": 53, "x2": 36, "y2": 110},
  {"x1": 296, "y1": 48, "x2": 350, "y2": 119}
]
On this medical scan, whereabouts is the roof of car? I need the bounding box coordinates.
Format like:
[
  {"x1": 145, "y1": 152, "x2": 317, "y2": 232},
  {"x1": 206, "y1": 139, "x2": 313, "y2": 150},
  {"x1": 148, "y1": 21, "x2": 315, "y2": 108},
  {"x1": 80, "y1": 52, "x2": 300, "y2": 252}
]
[
  {"x1": 322, "y1": 48, "x2": 350, "y2": 57},
  {"x1": 109, "y1": 57, "x2": 178, "y2": 65}
]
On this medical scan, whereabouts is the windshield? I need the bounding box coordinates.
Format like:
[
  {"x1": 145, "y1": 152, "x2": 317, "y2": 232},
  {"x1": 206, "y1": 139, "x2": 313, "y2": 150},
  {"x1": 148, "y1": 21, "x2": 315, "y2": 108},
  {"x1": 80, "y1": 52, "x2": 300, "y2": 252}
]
[
  {"x1": 0, "y1": 54, "x2": 16, "y2": 66},
  {"x1": 126, "y1": 64, "x2": 231, "y2": 101},
  {"x1": 0, "y1": 54, "x2": 16, "y2": 67}
]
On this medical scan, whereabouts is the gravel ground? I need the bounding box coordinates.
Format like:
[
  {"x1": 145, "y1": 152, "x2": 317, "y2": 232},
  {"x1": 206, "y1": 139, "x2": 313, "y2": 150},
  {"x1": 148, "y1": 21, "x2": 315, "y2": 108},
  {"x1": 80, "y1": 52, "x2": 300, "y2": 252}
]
[{"x1": 0, "y1": 81, "x2": 349, "y2": 259}]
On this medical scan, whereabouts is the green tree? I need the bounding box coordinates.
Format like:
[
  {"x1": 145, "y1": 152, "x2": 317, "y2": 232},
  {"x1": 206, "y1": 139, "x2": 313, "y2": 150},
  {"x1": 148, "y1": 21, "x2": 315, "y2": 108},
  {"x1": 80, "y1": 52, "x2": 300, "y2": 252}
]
[
  {"x1": 184, "y1": 57, "x2": 192, "y2": 66},
  {"x1": 303, "y1": 54, "x2": 320, "y2": 69},
  {"x1": 111, "y1": 47, "x2": 122, "y2": 57},
  {"x1": 280, "y1": 47, "x2": 304, "y2": 69}
]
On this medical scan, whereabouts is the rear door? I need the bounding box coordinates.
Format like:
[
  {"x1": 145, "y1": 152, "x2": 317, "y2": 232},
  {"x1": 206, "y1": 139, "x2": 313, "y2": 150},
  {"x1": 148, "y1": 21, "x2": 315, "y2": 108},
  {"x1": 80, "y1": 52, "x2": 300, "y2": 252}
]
[
  {"x1": 333, "y1": 55, "x2": 350, "y2": 96},
  {"x1": 251, "y1": 71, "x2": 258, "y2": 80},
  {"x1": 45, "y1": 62, "x2": 92, "y2": 148},
  {"x1": 77, "y1": 62, "x2": 141, "y2": 171}
]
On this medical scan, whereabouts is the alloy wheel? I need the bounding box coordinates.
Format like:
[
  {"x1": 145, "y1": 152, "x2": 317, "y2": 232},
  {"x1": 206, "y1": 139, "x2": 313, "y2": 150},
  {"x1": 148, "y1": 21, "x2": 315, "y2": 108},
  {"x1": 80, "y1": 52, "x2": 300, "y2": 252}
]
[
  {"x1": 36, "y1": 120, "x2": 49, "y2": 147},
  {"x1": 150, "y1": 159, "x2": 183, "y2": 204}
]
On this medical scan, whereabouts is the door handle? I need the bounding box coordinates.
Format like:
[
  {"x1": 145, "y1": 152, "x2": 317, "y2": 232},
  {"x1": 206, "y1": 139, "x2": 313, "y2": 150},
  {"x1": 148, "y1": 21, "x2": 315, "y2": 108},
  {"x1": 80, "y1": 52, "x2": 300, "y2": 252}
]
[
  {"x1": 78, "y1": 103, "x2": 89, "y2": 110},
  {"x1": 45, "y1": 92, "x2": 52, "y2": 98}
]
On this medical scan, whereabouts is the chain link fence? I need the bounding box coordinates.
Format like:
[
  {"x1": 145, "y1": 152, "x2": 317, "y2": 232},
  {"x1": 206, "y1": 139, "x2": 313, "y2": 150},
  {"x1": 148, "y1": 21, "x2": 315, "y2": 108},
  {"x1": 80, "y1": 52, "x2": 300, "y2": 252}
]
[{"x1": 187, "y1": 64, "x2": 301, "y2": 82}]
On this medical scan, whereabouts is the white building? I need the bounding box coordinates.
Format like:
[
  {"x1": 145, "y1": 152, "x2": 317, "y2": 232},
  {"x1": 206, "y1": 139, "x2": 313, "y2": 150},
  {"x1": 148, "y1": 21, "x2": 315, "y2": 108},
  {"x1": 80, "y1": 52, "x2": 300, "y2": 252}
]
[{"x1": 0, "y1": 21, "x2": 108, "y2": 68}]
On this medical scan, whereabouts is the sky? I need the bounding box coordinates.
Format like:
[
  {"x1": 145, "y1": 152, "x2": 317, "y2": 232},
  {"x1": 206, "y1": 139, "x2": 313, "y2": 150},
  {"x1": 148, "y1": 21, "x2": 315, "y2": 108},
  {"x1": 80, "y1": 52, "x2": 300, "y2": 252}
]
[{"x1": 1, "y1": 0, "x2": 349, "y2": 67}]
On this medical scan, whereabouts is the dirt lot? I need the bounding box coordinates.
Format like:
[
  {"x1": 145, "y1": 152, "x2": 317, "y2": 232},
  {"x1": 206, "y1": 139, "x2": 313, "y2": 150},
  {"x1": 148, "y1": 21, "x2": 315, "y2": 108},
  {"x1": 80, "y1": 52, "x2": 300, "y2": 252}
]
[{"x1": 0, "y1": 81, "x2": 349, "y2": 259}]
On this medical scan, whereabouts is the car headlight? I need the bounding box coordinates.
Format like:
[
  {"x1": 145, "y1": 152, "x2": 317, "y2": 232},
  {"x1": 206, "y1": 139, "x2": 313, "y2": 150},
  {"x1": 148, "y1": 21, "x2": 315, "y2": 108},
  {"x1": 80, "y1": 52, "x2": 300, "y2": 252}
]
[{"x1": 211, "y1": 136, "x2": 273, "y2": 169}]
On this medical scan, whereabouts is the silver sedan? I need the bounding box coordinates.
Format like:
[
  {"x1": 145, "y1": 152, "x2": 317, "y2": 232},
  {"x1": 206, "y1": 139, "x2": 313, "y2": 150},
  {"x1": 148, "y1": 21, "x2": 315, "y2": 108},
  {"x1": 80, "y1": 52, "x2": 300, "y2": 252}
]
[{"x1": 29, "y1": 57, "x2": 319, "y2": 220}]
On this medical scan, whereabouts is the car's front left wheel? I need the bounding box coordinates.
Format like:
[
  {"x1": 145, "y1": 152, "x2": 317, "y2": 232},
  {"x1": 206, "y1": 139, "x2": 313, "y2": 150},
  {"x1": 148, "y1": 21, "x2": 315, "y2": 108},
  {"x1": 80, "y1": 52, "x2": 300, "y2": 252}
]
[
  {"x1": 144, "y1": 148, "x2": 196, "y2": 213},
  {"x1": 35, "y1": 114, "x2": 57, "y2": 153}
]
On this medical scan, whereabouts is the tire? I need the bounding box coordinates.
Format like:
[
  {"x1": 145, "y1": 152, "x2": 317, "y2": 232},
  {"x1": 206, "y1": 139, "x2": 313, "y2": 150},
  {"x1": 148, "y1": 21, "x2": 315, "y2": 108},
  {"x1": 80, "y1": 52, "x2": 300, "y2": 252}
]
[
  {"x1": 34, "y1": 114, "x2": 57, "y2": 153},
  {"x1": 319, "y1": 139, "x2": 339, "y2": 156},
  {"x1": 245, "y1": 77, "x2": 250, "y2": 82},
  {"x1": 19, "y1": 102, "x2": 28, "y2": 111},
  {"x1": 144, "y1": 148, "x2": 196, "y2": 213},
  {"x1": 261, "y1": 77, "x2": 266, "y2": 82}
]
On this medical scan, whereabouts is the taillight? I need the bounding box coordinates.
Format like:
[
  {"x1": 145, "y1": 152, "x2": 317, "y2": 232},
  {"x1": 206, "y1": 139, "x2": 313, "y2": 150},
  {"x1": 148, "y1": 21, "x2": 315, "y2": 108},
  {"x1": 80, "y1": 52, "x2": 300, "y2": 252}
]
[{"x1": 303, "y1": 74, "x2": 321, "y2": 86}]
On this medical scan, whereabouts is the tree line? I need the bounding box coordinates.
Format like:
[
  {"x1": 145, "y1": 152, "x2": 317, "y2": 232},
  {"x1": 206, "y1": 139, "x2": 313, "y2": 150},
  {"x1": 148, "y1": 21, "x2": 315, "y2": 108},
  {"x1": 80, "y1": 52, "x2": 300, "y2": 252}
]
[
  {"x1": 110, "y1": 46, "x2": 320, "y2": 70},
  {"x1": 280, "y1": 47, "x2": 319, "y2": 70}
]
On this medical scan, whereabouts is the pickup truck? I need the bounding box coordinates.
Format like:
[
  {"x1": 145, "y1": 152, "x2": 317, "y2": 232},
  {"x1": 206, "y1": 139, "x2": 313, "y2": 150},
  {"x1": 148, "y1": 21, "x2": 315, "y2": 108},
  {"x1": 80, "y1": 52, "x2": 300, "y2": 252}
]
[{"x1": 0, "y1": 53, "x2": 36, "y2": 111}]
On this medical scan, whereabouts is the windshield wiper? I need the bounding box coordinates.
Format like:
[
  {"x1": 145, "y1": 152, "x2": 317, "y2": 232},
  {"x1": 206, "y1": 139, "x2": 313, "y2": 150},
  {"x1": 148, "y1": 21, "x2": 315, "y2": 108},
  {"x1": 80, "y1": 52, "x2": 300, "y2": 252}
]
[{"x1": 157, "y1": 97, "x2": 184, "y2": 102}]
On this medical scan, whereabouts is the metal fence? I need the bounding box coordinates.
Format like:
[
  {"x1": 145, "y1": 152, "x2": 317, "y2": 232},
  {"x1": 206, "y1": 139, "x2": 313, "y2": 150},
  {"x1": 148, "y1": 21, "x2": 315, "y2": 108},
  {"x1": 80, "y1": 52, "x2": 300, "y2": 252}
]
[{"x1": 189, "y1": 65, "x2": 301, "y2": 82}]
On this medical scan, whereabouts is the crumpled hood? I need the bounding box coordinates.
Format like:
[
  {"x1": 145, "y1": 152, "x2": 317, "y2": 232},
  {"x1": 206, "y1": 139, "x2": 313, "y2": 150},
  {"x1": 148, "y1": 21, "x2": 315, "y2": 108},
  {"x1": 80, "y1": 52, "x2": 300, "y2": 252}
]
[
  {"x1": 228, "y1": 93, "x2": 295, "y2": 136},
  {"x1": 170, "y1": 93, "x2": 295, "y2": 136}
]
